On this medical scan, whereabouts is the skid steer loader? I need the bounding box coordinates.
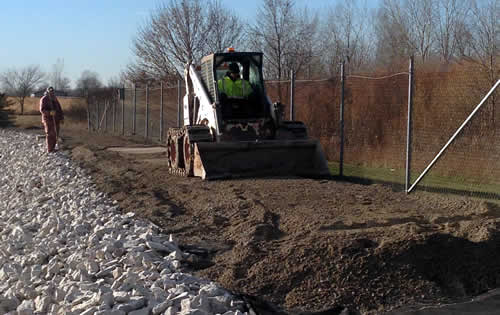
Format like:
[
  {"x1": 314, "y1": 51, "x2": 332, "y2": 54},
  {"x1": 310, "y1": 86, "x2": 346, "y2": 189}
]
[{"x1": 166, "y1": 49, "x2": 330, "y2": 179}]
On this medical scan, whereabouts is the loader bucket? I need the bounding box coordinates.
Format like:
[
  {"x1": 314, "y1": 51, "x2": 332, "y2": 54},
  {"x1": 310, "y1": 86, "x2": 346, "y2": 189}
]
[{"x1": 192, "y1": 140, "x2": 330, "y2": 180}]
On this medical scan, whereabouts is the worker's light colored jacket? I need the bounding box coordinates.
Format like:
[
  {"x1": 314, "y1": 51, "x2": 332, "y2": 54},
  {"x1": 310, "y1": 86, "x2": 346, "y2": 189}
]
[{"x1": 218, "y1": 76, "x2": 253, "y2": 99}]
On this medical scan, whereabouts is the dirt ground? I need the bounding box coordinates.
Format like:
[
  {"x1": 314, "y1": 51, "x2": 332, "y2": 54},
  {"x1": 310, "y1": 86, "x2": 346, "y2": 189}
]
[{"x1": 7, "y1": 115, "x2": 500, "y2": 314}]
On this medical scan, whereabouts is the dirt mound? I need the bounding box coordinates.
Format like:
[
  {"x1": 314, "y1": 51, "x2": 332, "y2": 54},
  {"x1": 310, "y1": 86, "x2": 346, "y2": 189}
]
[{"x1": 72, "y1": 145, "x2": 97, "y2": 162}]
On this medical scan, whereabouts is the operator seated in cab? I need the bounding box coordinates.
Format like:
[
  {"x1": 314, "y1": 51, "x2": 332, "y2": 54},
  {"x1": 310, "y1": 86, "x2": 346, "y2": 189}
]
[{"x1": 218, "y1": 62, "x2": 253, "y2": 100}]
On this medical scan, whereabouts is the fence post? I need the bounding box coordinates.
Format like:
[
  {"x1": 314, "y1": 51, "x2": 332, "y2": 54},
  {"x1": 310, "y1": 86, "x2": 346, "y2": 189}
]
[
  {"x1": 96, "y1": 99, "x2": 100, "y2": 132},
  {"x1": 339, "y1": 61, "x2": 345, "y2": 177},
  {"x1": 113, "y1": 92, "x2": 116, "y2": 133},
  {"x1": 145, "y1": 84, "x2": 149, "y2": 138},
  {"x1": 405, "y1": 56, "x2": 414, "y2": 193},
  {"x1": 290, "y1": 70, "x2": 295, "y2": 121},
  {"x1": 104, "y1": 100, "x2": 107, "y2": 131},
  {"x1": 177, "y1": 80, "x2": 182, "y2": 127},
  {"x1": 133, "y1": 84, "x2": 137, "y2": 135},
  {"x1": 86, "y1": 90, "x2": 90, "y2": 131},
  {"x1": 121, "y1": 87, "x2": 125, "y2": 136},
  {"x1": 160, "y1": 82, "x2": 164, "y2": 142}
]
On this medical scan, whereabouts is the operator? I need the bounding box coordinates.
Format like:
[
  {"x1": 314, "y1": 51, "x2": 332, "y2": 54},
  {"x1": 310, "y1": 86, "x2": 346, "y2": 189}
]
[
  {"x1": 218, "y1": 63, "x2": 253, "y2": 99},
  {"x1": 39, "y1": 86, "x2": 64, "y2": 153}
]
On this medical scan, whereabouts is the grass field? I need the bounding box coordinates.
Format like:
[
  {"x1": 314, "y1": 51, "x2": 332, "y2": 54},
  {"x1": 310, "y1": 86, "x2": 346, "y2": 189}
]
[
  {"x1": 7, "y1": 96, "x2": 88, "y2": 121},
  {"x1": 329, "y1": 162, "x2": 500, "y2": 198}
]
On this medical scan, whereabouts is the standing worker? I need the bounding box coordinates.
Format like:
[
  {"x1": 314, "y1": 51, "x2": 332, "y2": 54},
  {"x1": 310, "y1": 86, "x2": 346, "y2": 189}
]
[
  {"x1": 218, "y1": 63, "x2": 253, "y2": 99},
  {"x1": 39, "y1": 86, "x2": 64, "y2": 153}
]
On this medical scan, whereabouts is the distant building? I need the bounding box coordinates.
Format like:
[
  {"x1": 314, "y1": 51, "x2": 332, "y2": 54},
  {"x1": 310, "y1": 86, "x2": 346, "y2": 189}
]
[{"x1": 31, "y1": 89, "x2": 68, "y2": 98}]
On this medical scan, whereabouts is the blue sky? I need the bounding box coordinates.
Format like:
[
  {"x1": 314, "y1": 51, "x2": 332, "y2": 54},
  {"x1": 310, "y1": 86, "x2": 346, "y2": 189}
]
[{"x1": 0, "y1": 0, "x2": 375, "y2": 88}]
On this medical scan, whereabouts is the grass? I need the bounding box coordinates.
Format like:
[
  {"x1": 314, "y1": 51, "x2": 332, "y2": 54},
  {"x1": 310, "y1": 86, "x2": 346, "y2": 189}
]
[
  {"x1": 329, "y1": 162, "x2": 500, "y2": 198},
  {"x1": 7, "y1": 96, "x2": 87, "y2": 116},
  {"x1": 6, "y1": 96, "x2": 88, "y2": 122}
]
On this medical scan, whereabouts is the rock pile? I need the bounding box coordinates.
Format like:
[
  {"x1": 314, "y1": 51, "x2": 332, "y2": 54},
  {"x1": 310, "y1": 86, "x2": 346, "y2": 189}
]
[{"x1": 0, "y1": 129, "x2": 249, "y2": 315}]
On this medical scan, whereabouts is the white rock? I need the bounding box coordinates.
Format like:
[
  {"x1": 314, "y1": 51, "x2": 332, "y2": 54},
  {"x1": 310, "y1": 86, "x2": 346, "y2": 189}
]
[
  {"x1": 16, "y1": 299, "x2": 34, "y2": 315},
  {"x1": 114, "y1": 296, "x2": 146, "y2": 313},
  {"x1": 112, "y1": 266, "x2": 123, "y2": 279},
  {"x1": 0, "y1": 297, "x2": 20, "y2": 313},
  {"x1": 168, "y1": 250, "x2": 183, "y2": 261},
  {"x1": 95, "y1": 311, "x2": 126, "y2": 315},
  {"x1": 0, "y1": 130, "x2": 248, "y2": 315},
  {"x1": 97, "y1": 291, "x2": 114, "y2": 308},
  {"x1": 129, "y1": 307, "x2": 152, "y2": 315},
  {"x1": 146, "y1": 241, "x2": 172, "y2": 253},
  {"x1": 152, "y1": 300, "x2": 172, "y2": 315},
  {"x1": 34, "y1": 295, "x2": 51, "y2": 313},
  {"x1": 49, "y1": 304, "x2": 61, "y2": 314},
  {"x1": 200, "y1": 282, "x2": 225, "y2": 297},
  {"x1": 80, "y1": 307, "x2": 99, "y2": 315},
  {"x1": 85, "y1": 260, "x2": 100, "y2": 274},
  {"x1": 164, "y1": 306, "x2": 177, "y2": 315},
  {"x1": 113, "y1": 291, "x2": 130, "y2": 303}
]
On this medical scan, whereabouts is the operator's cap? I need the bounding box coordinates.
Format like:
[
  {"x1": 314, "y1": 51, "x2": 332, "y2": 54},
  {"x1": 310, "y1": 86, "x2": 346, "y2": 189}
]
[
  {"x1": 47, "y1": 86, "x2": 54, "y2": 93},
  {"x1": 229, "y1": 63, "x2": 240, "y2": 73}
]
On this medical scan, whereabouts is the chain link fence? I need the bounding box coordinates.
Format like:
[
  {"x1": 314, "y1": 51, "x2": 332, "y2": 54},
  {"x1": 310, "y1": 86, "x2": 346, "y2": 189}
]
[
  {"x1": 410, "y1": 64, "x2": 499, "y2": 198},
  {"x1": 86, "y1": 60, "x2": 499, "y2": 198},
  {"x1": 87, "y1": 83, "x2": 184, "y2": 142},
  {"x1": 265, "y1": 61, "x2": 499, "y2": 197}
]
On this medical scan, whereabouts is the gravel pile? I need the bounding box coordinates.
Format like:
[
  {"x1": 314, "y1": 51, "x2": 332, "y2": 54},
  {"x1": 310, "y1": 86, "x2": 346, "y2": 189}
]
[{"x1": 0, "y1": 129, "x2": 250, "y2": 315}]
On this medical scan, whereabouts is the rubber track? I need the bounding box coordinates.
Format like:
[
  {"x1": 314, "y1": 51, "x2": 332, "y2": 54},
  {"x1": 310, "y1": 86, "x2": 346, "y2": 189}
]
[{"x1": 167, "y1": 128, "x2": 187, "y2": 177}]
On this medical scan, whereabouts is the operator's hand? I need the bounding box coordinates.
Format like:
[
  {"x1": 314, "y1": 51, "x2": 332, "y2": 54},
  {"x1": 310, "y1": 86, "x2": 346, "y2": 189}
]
[{"x1": 49, "y1": 110, "x2": 56, "y2": 116}]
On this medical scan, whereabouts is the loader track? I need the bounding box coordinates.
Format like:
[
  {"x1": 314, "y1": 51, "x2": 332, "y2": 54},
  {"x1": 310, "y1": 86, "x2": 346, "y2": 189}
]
[
  {"x1": 167, "y1": 126, "x2": 212, "y2": 177},
  {"x1": 167, "y1": 127, "x2": 187, "y2": 177}
]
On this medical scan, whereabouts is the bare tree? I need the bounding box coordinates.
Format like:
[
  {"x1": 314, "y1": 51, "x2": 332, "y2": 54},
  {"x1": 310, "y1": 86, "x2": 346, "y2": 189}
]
[
  {"x1": 50, "y1": 58, "x2": 71, "y2": 92},
  {"x1": 125, "y1": 0, "x2": 213, "y2": 83},
  {"x1": 107, "y1": 76, "x2": 124, "y2": 88},
  {"x1": 285, "y1": 7, "x2": 320, "y2": 78},
  {"x1": 408, "y1": 0, "x2": 436, "y2": 62},
  {"x1": 467, "y1": 0, "x2": 499, "y2": 121},
  {"x1": 248, "y1": 0, "x2": 295, "y2": 80},
  {"x1": 375, "y1": 0, "x2": 437, "y2": 63},
  {"x1": 469, "y1": 0, "x2": 499, "y2": 79},
  {"x1": 454, "y1": 18, "x2": 475, "y2": 57},
  {"x1": 434, "y1": 0, "x2": 470, "y2": 62},
  {"x1": 0, "y1": 65, "x2": 45, "y2": 114},
  {"x1": 374, "y1": 4, "x2": 412, "y2": 65},
  {"x1": 206, "y1": 0, "x2": 246, "y2": 53},
  {"x1": 322, "y1": 0, "x2": 373, "y2": 75},
  {"x1": 75, "y1": 70, "x2": 102, "y2": 94},
  {"x1": 249, "y1": 0, "x2": 318, "y2": 80}
]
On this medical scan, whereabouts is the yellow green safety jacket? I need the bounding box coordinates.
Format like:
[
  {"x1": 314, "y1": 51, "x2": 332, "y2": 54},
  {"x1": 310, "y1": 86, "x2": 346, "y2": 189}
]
[{"x1": 218, "y1": 76, "x2": 253, "y2": 99}]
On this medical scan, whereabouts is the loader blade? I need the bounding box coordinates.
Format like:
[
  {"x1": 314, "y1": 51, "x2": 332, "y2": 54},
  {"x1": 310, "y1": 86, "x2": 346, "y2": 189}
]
[{"x1": 193, "y1": 140, "x2": 330, "y2": 180}]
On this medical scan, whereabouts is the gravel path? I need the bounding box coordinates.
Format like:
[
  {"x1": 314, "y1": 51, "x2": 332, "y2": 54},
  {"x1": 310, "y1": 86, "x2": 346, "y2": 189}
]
[{"x1": 0, "y1": 129, "x2": 250, "y2": 315}]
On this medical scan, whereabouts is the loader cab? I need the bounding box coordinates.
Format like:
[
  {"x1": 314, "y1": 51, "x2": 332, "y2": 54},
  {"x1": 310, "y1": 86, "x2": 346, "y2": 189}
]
[{"x1": 200, "y1": 52, "x2": 270, "y2": 121}]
